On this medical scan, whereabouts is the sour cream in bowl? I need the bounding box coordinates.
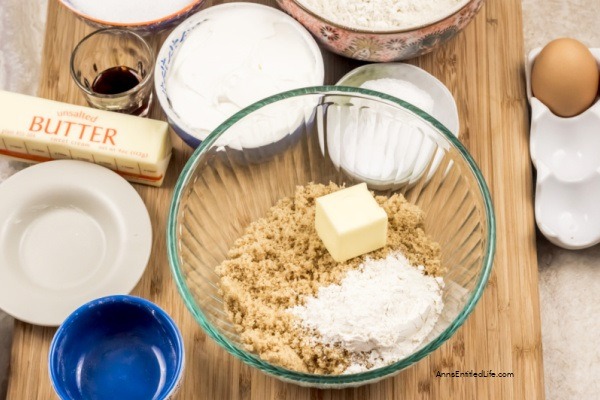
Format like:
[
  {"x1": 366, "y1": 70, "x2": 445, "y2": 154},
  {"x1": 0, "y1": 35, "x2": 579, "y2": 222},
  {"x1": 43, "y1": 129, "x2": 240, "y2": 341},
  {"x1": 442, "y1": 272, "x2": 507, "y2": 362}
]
[{"x1": 155, "y1": 2, "x2": 324, "y2": 149}]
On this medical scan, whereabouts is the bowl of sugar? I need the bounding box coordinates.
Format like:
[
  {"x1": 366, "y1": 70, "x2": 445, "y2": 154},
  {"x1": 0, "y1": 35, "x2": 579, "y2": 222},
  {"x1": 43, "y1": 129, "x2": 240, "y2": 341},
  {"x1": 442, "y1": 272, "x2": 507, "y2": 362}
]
[
  {"x1": 333, "y1": 63, "x2": 460, "y2": 189},
  {"x1": 155, "y1": 2, "x2": 324, "y2": 150},
  {"x1": 49, "y1": 295, "x2": 184, "y2": 400},
  {"x1": 276, "y1": 0, "x2": 484, "y2": 61},
  {"x1": 58, "y1": 0, "x2": 206, "y2": 32}
]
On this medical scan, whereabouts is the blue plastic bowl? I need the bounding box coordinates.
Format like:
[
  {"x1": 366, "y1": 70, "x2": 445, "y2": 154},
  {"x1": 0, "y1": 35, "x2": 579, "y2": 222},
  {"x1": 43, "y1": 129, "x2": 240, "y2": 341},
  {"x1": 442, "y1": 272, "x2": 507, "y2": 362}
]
[{"x1": 49, "y1": 295, "x2": 184, "y2": 400}]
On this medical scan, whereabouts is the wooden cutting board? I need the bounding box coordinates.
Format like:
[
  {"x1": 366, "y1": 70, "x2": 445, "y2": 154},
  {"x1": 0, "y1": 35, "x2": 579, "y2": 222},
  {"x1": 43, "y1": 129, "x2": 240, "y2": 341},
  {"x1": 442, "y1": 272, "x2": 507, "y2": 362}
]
[{"x1": 7, "y1": 0, "x2": 545, "y2": 398}]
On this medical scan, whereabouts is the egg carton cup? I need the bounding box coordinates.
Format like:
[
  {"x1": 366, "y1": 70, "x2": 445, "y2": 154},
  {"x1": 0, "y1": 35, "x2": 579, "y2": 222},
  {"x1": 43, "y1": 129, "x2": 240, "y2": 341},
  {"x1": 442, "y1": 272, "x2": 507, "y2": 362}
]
[{"x1": 526, "y1": 47, "x2": 600, "y2": 249}]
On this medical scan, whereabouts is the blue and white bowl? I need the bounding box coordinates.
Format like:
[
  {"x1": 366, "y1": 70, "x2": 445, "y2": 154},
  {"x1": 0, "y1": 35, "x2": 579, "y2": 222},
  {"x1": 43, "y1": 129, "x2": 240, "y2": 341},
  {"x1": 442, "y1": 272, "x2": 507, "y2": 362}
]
[{"x1": 154, "y1": 2, "x2": 324, "y2": 150}]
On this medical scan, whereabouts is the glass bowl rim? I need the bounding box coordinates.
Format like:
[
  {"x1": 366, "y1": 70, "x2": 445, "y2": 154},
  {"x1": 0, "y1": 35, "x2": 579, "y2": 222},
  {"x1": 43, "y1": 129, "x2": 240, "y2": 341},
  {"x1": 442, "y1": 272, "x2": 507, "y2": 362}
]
[{"x1": 167, "y1": 85, "x2": 496, "y2": 385}]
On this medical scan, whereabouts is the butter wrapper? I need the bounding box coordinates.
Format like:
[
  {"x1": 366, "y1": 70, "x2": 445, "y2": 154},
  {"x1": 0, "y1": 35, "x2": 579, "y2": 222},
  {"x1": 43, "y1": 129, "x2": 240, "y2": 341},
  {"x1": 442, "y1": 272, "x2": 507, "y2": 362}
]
[{"x1": 0, "y1": 90, "x2": 172, "y2": 187}]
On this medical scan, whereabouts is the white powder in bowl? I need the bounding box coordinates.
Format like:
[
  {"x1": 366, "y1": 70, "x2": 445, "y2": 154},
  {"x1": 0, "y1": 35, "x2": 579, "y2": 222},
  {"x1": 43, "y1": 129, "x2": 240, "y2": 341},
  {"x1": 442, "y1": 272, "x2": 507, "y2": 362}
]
[
  {"x1": 67, "y1": 0, "x2": 195, "y2": 24},
  {"x1": 288, "y1": 252, "x2": 444, "y2": 373},
  {"x1": 360, "y1": 78, "x2": 434, "y2": 114},
  {"x1": 298, "y1": 0, "x2": 469, "y2": 31},
  {"x1": 330, "y1": 78, "x2": 436, "y2": 183}
]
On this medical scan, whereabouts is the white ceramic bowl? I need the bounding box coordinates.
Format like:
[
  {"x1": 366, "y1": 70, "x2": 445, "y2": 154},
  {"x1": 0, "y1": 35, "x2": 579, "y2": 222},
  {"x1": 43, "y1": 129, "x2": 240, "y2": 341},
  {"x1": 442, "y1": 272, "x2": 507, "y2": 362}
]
[{"x1": 335, "y1": 63, "x2": 460, "y2": 189}]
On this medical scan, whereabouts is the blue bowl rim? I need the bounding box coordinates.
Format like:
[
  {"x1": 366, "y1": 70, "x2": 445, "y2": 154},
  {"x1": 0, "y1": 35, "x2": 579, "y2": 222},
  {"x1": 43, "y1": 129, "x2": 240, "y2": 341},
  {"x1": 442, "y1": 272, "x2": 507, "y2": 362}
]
[
  {"x1": 167, "y1": 85, "x2": 496, "y2": 385},
  {"x1": 48, "y1": 294, "x2": 185, "y2": 400}
]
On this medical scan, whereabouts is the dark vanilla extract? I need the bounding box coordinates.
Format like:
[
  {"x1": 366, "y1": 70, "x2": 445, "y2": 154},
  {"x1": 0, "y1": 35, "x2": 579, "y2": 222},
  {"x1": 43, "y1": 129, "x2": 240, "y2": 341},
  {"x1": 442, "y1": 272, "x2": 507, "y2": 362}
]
[{"x1": 92, "y1": 66, "x2": 141, "y2": 95}]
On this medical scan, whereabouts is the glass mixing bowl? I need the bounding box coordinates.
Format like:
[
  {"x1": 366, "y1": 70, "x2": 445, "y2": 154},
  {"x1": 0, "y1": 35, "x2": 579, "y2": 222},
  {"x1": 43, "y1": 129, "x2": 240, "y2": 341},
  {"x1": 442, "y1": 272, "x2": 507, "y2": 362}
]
[{"x1": 168, "y1": 86, "x2": 495, "y2": 388}]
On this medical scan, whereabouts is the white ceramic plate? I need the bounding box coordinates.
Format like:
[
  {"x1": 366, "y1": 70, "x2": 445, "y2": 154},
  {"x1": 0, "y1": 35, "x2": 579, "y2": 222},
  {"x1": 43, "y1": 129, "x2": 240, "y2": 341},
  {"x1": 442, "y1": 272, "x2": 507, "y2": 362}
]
[{"x1": 0, "y1": 160, "x2": 152, "y2": 326}]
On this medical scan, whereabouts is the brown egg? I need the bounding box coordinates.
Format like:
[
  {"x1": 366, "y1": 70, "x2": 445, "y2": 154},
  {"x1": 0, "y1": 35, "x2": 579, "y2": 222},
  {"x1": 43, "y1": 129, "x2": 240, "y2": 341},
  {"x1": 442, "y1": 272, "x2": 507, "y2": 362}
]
[{"x1": 531, "y1": 38, "x2": 599, "y2": 117}]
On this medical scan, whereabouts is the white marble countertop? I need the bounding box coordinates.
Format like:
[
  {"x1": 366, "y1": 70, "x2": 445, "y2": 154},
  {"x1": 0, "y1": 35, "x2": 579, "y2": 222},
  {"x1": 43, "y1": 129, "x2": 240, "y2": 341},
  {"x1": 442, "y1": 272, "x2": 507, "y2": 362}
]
[{"x1": 1, "y1": 1, "x2": 599, "y2": 399}]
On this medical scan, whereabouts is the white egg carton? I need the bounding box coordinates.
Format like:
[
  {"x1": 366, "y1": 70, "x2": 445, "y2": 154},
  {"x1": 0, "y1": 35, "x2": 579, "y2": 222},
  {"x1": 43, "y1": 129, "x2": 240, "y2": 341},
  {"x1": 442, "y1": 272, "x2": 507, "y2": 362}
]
[{"x1": 526, "y1": 47, "x2": 600, "y2": 249}]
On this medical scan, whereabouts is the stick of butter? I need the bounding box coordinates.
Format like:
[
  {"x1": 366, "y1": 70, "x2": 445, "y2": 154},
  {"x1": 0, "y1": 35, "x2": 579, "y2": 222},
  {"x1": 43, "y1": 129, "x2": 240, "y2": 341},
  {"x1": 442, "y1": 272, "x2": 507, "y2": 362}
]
[
  {"x1": 315, "y1": 183, "x2": 388, "y2": 262},
  {"x1": 0, "y1": 90, "x2": 172, "y2": 187}
]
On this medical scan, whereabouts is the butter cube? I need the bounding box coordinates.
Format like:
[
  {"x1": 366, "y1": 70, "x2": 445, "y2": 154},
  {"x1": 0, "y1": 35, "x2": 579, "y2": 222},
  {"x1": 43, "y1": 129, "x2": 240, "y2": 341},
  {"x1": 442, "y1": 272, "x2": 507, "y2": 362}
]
[{"x1": 315, "y1": 183, "x2": 387, "y2": 262}]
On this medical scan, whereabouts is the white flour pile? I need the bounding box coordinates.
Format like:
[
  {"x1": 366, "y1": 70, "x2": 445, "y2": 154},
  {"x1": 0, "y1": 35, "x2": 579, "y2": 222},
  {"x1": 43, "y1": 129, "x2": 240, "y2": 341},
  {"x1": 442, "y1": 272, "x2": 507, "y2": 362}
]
[
  {"x1": 68, "y1": 0, "x2": 195, "y2": 23},
  {"x1": 298, "y1": 0, "x2": 468, "y2": 30},
  {"x1": 288, "y1": 252, "x2": 444, "y2": 374}
]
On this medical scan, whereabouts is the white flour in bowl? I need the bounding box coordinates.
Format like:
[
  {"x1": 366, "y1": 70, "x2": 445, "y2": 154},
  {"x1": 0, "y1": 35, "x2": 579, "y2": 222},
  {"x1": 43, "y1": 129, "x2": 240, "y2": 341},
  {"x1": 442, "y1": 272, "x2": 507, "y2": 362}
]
[
  {"x1": 288, "y1": 252, "x2": 444, "y2": 373},
  {"x1": 298, "y1": 0, "x2": 469, "y2": 31},
  {"x1": 67, "y1": 0, "x2": 195, "y2": 23}
]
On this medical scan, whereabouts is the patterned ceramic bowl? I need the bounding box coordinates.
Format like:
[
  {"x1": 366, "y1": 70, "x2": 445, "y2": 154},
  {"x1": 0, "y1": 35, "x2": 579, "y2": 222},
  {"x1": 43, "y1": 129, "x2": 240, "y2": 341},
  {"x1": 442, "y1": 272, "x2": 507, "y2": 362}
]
[
  {"x1": 58, "y1": 0, "x2": 206, "y2": 33},
  {"x1": 276, "y1": 0, "x2": 484, "y2": 61}
]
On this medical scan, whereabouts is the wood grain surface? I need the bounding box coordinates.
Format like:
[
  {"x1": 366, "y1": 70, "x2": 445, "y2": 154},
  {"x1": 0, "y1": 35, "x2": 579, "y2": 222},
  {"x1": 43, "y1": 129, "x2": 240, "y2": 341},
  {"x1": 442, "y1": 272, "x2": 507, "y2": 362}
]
[{"x1": 7, "y1": 0, "x2": 545, "y2": 398}]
